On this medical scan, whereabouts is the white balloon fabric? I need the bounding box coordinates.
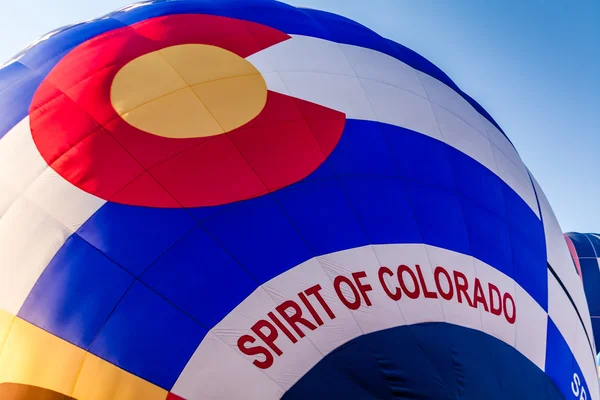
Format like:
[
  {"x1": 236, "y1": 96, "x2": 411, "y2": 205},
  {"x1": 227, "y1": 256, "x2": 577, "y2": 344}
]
[{"x1": 0, "y1": 1, "x2": 596, "y2": 399}]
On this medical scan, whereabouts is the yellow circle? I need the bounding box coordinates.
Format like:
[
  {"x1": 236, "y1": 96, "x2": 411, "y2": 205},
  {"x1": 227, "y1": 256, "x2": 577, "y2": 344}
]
[{"x1": 110, "y1": 44, "x2": 267, "y2": 139}]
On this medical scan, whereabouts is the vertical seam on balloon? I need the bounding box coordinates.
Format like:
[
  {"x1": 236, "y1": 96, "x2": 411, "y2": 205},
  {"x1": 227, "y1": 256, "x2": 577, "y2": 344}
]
[
  {"x1": 422, "y1": 71, "x2": 506, "y2": 397},
  {"x1": 353, "y1": 53, "x2": 459, "y2": 399},
  {"x1": 413, "y1": 65, "x2": 470, "y2": 398},
  {"x1": 481, "y1": 103, "x2": 520, "y2": 360},
  {"x1": 418, "y1": 71, "x2": 495, "y2": 328},
  {"x1": 0, "y1": 312, "x2": 16, "y2": 362},
  {"x1": 412, "y1": 71, "x2": 459, "y2": 318},
  {"x1": 482, "y1": 127, "x2": 517, "y2": 398},
  {"x1": 68, "y1": 350, "x2": 88, "y2": 397},
  {"x1": 339, "y1": 32, "x2": 455, "y2": 363},
  {"x1": 287, "y1": 17, "x2": 457, "y2": 394}
]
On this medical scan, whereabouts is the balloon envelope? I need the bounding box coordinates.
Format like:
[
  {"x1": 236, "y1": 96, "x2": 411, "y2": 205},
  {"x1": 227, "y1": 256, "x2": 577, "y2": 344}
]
[
  {"x1": 0, "y1": 1, "x2": 596, "y2": 399},
  {"x1": 565, "y1": 233, "x2": 600, "y2": 358}
]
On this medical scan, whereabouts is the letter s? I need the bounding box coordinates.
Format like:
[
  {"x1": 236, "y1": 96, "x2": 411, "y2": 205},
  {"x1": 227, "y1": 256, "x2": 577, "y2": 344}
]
[
  {"x1": 571, "y1": 372, "x2": 581, "y2": 397},
  {"x1": 237, "y1": 334, "x2": 274, "y2": 369}
]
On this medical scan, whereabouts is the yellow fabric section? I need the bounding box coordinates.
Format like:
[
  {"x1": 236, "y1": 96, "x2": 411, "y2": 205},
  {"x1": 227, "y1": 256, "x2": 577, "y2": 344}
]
[
  {"x1": 0, "y1": 318, "x2": 85, "y2": 396},
  {"x1": 0, "y1": 316, "x2": 167, "y2": 400},
  {"x1": 159, "y1": 44, "x2": 258, "y2": 85},
  {"x1": 72, "y1": 353, "x2": 167, "y2": 400},
  {"x1": 110, "y1": 44, "x2": 267, "y2": 139},
  {"x1": 0, "y1": 309, "x2": 16, "y2": 356},
  {"x1": 111, "y1": 52, "x2": 188, "y2": 115},
  {"x1": 192, "y1": 74, "x2": 267, "y2": 132},
  {"x1": 121, "y1": 87, "x2": 224, "y2": 139}
]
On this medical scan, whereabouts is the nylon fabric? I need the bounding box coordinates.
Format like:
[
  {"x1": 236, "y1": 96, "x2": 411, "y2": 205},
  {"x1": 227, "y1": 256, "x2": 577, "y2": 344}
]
[
  {"x1": 284, "y1": 323, "x2": 566, "y2": 400},
  {"x1": 0, "y1": 1, "x2": 596, "y2": 399}
]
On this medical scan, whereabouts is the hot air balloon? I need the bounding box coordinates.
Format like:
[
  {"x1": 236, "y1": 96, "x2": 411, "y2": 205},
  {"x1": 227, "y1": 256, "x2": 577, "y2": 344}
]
[
  {"x1": 0, "y1": 1, "x2": 596, "y2": 399},
  {"x1": 565, "y1": 233, "x2": 600, "y2": 372}
]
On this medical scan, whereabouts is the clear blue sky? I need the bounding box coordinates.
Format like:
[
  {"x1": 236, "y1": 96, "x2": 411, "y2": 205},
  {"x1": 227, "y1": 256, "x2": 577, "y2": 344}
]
[{"x1": 0, "y1": 0, "x2": 598, "y2": 233}]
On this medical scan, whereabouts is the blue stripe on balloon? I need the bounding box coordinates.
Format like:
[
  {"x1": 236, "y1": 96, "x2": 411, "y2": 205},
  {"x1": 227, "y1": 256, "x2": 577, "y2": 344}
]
[
  {"x1": 545, "y1": 319, "x2": 591, "y2": 400},
  {"x1": 0, "y1": 0, "x2": 506, "y2": 142},
  {"x1": 568, "y1": 232, "x2": 600, "y2": 352},
  {"x1": 588, "y1": 234, "x2": 600, "y2": 255},
  {"x1": 569, "y1": 232, "x2": 598, "y2": 258},
  {"x1": 579, "y1": 257, "x2": 600, "y2": 318},
  {"x1": 16, "y1": 120, "x2": 545, "y2": 390}
]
